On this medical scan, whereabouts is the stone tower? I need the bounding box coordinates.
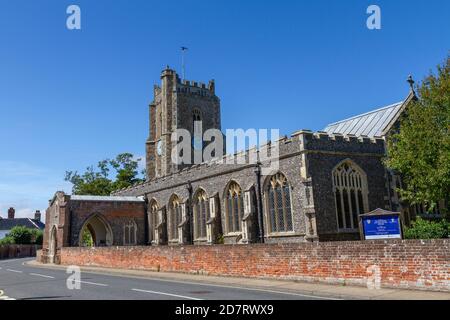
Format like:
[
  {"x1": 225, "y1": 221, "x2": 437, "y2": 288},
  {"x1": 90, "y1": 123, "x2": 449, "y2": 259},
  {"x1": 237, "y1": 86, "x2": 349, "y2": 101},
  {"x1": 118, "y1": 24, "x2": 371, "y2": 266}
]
[{"x1": 146, "y1": 67, "x2": 221, "y2": 180}]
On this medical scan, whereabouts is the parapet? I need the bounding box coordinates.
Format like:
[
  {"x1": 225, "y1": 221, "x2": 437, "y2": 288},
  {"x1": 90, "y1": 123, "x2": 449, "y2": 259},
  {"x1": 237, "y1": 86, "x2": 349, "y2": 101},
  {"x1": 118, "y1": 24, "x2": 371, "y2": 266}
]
[{"x1": 291, "y1": 129, "x2": 385, "y2": 152}]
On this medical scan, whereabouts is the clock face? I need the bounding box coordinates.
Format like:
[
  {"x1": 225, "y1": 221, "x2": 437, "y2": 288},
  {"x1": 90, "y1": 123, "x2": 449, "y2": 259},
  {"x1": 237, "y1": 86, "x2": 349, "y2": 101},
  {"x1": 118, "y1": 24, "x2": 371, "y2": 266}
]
[{"x1": 157, "y1": 140, "x2": 163, "y2": 156}]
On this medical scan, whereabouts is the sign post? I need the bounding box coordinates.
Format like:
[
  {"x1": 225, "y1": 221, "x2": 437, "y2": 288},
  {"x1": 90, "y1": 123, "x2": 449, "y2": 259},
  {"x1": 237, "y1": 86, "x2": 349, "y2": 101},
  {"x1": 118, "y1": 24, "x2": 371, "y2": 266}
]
[{"x1": 359, "y1": 208, "x2": 403, "y2": 240}]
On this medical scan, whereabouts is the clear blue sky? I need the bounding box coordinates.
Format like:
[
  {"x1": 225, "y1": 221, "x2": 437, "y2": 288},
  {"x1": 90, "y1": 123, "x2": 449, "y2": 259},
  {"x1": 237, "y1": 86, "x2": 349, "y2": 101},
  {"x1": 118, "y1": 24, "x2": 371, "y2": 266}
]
[{"x1": 0, "y1": 0, "x2": 449, "y2": 219}]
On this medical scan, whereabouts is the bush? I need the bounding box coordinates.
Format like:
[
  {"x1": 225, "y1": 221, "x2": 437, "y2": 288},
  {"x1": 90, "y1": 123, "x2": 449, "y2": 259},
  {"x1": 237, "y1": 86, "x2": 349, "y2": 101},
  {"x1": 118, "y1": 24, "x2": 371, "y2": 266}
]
[
  {"x1": 31, "y1": 229, "x2": 43, "y2": 245},
  {"x1": 7, "y1": 226, "x2": 33, "y2": 244},
  {"x1": 0, "y1": 236, "x2": 15, "y2": 245},
  {"x1": 404, "y1": 218, "x2": 449, "y2": 239}
]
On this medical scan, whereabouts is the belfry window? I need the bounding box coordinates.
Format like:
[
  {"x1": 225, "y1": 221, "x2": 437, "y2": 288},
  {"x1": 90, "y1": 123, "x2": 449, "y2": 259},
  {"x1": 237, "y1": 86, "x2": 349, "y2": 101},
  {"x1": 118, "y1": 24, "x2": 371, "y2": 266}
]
[
  {"x1": 225, "y1": 181, "x2": 244, "y2": 233},
  {"x1": 193, "y1": 109, "x2": 202, "y2": 132},
  {"x1": 169, "y1": 195, "x2": 182, "y2": 241},
  {"x1": 266, "y1": 173, "x2": 293, "y2": 233},
  {"x1": 193, "y1": 189, "x2": 209, "y2": 240},
  {"x1": 123, "y1": 219, "x2": 137, "y2": 245},
  {"x1": 332, "y1": 161, "x2": 368, "y2": 230}
]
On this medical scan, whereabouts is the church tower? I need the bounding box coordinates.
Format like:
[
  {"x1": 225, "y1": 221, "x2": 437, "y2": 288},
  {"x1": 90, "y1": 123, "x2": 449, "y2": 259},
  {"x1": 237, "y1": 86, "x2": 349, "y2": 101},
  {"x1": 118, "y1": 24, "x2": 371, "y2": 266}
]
[{"x1": 146, "y1": 67, "x2": 221, "y2": 180}]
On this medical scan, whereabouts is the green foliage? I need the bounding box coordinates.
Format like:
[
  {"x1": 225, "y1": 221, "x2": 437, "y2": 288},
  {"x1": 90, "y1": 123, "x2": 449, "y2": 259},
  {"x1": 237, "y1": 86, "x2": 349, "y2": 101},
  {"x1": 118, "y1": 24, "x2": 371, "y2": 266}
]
[
  {"x1": 404, "y1": 217, "x2": 449, "y2": 239},
  {"x1": 1, "y1": 226, "x2": 44, "y2": 245},
  {"x1": 0, "y1": 236, "x2": 15, "y2": 245},
  {"x1": 65, "y1": 153, "x2": 145, "y2": 195},
  {"x1": 7, "y1": 226, "x2": 33, "y2": 244},
  {"x1": 385, "y1": 57, "x2": 450, "y2": 213},
  {"x1": 81, "y1": 228, "x2": 94, "y2": 247},
  {"x1": 31, "y1": 229, "x2": 43, "y2": 245}
]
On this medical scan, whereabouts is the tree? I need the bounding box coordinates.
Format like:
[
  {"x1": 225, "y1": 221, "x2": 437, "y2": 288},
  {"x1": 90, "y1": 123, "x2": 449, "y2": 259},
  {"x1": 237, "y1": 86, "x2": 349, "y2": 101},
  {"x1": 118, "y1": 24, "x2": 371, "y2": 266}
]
[
  {"x1": 31, "y1": 229, "x2": 43, "y2": 245},
  {"x1": 65, "y1": 153, "x2": 144, "y2": 195},
  {"x1": 7, "y1": 226, "x2": 33, "y2": 244},
  {"x1": 385, "y1": 57, "x2": 450, "y2": 214}
]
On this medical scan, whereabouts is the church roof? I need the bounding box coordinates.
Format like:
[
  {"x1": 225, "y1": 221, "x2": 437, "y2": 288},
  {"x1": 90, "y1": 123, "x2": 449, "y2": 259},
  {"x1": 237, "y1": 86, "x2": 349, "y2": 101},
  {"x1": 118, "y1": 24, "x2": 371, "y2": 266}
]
[
  {"x1": 323, "y1": 101, "x2": 404, "y2": 138},
  {"x1": 0, "y1": 218, "x2": 45, "y2": 231},
  {"x1": 70, "y1": 195, "x2": 145, "y2": 202}
]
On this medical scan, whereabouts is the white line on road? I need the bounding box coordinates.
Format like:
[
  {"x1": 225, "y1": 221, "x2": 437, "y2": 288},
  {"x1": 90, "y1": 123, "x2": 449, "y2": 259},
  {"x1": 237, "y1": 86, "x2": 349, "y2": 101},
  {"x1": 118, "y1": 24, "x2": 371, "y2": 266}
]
[
  {"x1": 75, "y1": 280, "x2": 109, "y2": 287},
  {"x1": 132, "y1": 288, "x2": 203, "y2": 300},
  {"x1": 6, "y1": 269, "x2": 23, "y2": 273},
  {"x1": 29, "y1": 273, "x2": 55, "y2": 279}
]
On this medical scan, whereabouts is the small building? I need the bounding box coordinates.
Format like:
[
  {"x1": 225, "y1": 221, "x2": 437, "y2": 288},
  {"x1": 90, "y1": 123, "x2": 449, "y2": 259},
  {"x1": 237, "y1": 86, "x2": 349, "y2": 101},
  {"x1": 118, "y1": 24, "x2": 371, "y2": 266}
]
[{"x1": 0, "y1": 208, "x2": 45, "y2": 239}]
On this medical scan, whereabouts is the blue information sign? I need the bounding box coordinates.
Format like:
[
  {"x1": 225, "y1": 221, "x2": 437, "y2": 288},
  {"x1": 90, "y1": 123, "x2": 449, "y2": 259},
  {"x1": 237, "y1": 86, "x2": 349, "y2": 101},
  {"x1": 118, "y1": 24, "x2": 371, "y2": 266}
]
[{"x1": 362, "y1": 215, "x2": 401, "y2": 240}]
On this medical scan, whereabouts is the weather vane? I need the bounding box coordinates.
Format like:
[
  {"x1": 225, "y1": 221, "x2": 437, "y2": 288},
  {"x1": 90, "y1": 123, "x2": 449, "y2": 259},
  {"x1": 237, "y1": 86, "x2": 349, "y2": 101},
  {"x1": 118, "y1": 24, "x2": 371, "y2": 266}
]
[{"x1": 181, "y1": 46, "x2": 188, "y2": 81}]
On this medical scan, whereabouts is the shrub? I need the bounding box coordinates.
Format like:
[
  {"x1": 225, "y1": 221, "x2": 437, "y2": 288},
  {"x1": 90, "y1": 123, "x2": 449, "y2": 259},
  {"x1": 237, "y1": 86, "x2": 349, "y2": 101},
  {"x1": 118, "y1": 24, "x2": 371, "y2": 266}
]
[
  {"x1": 0, "y1": 236, "x2": 15, "y2": 245},
  {"x1": 404, "y1": 218, "x2": 449, "y2": 239},
  {"x1": 31, "y1": 229, "x2": 44, "y2": 245},
  {"x1": 7, "y1": 226, "x2": 33, "y2": 244}
]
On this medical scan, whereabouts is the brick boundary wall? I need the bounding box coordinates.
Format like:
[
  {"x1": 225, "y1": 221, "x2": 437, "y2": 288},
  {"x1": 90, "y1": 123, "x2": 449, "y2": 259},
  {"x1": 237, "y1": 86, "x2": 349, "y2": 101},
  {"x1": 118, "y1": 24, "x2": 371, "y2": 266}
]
[
  {"x1": 59, "y1": 240, "x2": 450, "y2": 292},
  {"x1": 0, "y1": 245, "x2": 40, "y2": 260}
]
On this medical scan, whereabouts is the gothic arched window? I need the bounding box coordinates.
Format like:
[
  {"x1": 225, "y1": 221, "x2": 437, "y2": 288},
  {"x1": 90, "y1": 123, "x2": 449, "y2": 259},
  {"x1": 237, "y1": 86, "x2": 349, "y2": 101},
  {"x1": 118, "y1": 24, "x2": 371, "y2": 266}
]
[
  {"x1": 193, "y1": 109, "x2": 202, "y2": 132},
  {"x1": 123, "y1": 219, "x2": 137, "y2": 245},
  {"x1": 225, "y1": 181, "x2": 244, "y2": 233},
  {"x1": 193, "y1": 189, "x2": 209, "y2": 240},
  {"x1": 266, "y1": 173, "x2": 293, "y2": 233},
  {"x1": 332, "y1": 161, "x2": 368, "y2": 230},
  {"x1": 169, "y1": 195, "x2": 182, "y2": 241}
]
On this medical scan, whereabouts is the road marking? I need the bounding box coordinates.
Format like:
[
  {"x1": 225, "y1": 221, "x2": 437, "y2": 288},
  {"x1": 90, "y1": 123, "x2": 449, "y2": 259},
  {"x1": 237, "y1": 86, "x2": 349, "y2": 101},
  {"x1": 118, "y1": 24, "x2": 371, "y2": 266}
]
[
  {"x1": 132, "y1": 288, "x2": 203, "y2": 300},
  {"x1": 125, "y1": 277, "x2": 341, "y2": 300},
  {"x1": 75, "y1": 280, "x2": 108, "y2": 287},
  {"x1": 30, "y1": 273, "x2": 55, "y2": 279},
  {"x1": 21, "y1": 258, "x2": 341, "y2": 300},
  {"x1": 0, "y1": 290, "x2": 15, "y2": 300},
  {"x1": 6, "y1": 269, "x2": 23, "y2": 273}
]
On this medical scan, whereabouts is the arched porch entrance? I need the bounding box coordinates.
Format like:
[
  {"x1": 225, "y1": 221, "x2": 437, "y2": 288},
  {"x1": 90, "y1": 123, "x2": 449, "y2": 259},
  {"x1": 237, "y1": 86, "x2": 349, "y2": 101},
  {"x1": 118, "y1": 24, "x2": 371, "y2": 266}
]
[{"x1": 79, "y1": 214, "x2": 113, "y2": 247}]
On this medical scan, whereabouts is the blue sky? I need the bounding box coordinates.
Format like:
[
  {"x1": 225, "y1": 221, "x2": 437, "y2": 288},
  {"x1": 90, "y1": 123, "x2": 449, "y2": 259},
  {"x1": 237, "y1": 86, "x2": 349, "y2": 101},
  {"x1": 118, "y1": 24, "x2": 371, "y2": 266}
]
[{"x1": 0, "y1": 0, "x2": 449, "y2": 220}]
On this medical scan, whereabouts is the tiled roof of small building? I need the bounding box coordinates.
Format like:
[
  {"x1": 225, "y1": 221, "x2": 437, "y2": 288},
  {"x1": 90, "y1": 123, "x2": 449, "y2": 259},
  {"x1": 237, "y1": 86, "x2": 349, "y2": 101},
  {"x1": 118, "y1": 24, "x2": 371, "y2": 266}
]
[
  {"x1": 323, "y1": 101, "x2": 404, "y2": 138},
  {"x1": 0, "y1": 218, "x2": 45, "y2": 231}
]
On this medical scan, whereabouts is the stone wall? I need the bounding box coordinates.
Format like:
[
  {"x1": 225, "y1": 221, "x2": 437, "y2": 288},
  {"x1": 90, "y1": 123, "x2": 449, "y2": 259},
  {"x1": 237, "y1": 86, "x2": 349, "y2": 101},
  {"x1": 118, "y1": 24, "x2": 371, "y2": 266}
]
[
  {"x1": 0, "y1": 245, "x2": 40, "y2": 260},
  {"x1": 59, "y1": 239, "x2": 449, "y2": 292}
]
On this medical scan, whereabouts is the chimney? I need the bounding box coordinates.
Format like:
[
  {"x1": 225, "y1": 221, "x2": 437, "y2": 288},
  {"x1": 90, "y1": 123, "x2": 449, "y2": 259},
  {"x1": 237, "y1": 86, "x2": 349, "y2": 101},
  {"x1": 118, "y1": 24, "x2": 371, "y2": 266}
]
[
  {"x1": 8, "y1": 207, "x2": 15, "y2": 219},
  {"x1": 34, "y1": 210, "x2": 41, "y2": 221}
]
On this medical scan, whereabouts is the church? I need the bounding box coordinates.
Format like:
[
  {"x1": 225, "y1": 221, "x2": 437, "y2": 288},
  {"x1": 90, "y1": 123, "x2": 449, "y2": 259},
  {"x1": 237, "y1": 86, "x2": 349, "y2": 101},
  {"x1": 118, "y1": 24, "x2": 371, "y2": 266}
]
[{"x1": 41, "y1": 67, "x2": 437, "y2": 264}]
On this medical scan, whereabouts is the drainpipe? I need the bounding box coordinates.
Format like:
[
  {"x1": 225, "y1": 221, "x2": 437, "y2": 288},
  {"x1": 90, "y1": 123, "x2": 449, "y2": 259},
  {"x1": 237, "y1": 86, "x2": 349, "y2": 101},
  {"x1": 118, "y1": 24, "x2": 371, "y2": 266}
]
[
  {"x1": 254, "y1": 163, "x2": 265, "y2": 243},
  {"x1": 186, "y1": 180, "x2": 194, "y2": 244}
]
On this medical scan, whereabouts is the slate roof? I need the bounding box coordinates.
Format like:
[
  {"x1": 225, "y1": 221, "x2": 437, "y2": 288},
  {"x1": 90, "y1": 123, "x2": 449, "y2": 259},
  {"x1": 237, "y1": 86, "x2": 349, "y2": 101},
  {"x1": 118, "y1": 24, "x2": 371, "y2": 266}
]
[
  {"x1": 70, "y1": 195, "x2": 145, "y2": 202},
  {"x1": 323, "y1": 101, "x2": 404, "y2": 138},
  {"x1": 0, "y1": 218, "x2": 45, "y2": 231}
]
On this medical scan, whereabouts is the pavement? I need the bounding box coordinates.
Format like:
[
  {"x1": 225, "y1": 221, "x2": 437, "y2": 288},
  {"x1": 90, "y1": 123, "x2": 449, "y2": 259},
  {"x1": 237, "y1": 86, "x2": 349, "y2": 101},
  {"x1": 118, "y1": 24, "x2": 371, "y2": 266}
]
[{"x1": 0, "y1": 258, "x2": 448, "y2": 300}]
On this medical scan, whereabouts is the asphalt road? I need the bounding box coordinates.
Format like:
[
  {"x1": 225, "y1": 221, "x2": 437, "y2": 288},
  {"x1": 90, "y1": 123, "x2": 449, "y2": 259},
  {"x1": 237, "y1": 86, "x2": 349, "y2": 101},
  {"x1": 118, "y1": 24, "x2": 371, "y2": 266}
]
[{"x1": 0, "y1": 258, "x2": 338, "y2": 300}]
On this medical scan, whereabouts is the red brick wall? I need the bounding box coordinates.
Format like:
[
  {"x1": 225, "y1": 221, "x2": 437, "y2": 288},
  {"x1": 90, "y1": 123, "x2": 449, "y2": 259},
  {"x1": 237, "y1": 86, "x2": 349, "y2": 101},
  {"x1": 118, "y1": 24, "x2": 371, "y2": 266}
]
[
  {"x1": 0, "y1": 245, "x2": 41, "y2": 260},
  {"x1": 60, "y1": 240, "x2": 449, "y2": 292}
]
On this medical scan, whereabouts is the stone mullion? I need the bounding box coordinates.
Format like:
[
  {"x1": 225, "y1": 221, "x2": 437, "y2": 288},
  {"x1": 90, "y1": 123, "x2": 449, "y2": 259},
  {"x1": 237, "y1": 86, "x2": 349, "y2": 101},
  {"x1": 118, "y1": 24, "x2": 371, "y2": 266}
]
[
  {"x1": 274, "y1": 186, "x2": 280, "y2": 233},
  {"x1": 347, "y1": 187, "x2": 354, "y2": 229},
  {"x1": 281, "y1": 185, "x2": 288, "y2": 232},
  {"x1": 339, "y1": 186, "x2": 347, "y2": 228}
]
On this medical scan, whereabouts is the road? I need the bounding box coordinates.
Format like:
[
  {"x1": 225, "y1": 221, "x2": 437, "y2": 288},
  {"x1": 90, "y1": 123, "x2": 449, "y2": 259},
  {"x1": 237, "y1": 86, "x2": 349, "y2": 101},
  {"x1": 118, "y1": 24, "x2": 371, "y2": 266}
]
[{"x1": 0, "y1": 258, "x2": 338, "y2": 300}]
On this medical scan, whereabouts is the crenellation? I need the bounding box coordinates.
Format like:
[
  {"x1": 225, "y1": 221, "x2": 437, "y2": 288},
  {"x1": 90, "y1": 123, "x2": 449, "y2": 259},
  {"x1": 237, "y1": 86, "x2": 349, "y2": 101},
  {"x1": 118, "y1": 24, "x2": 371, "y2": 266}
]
[{"x1": 332, "y1": 133, "x2": 344, "y2": 141}]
